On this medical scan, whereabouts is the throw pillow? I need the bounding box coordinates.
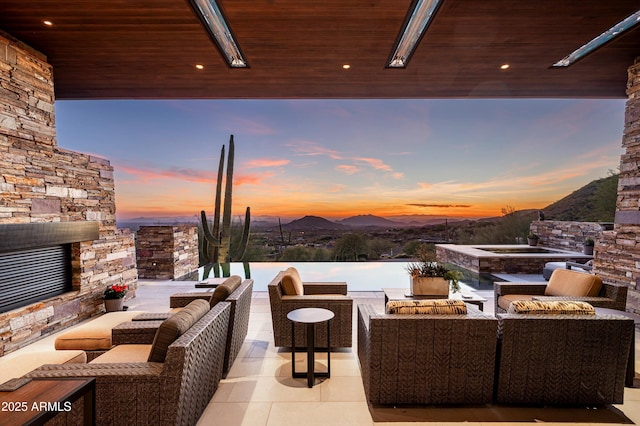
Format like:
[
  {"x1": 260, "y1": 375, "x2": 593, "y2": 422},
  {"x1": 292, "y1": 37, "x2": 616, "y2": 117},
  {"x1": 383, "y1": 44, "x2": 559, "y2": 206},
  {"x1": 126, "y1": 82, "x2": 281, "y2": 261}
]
[
  {"x1": 209, "y1": 275, "x2": 243, "y2": 307},
  {"x1": 544, "y1": 268, "x2": 602, "y2": 297},
  {"x1": 507, "y1": 300, "x2": 596, "y2": 315},
  {"x1": 280, "y1": 267, "x2": 304, "y2": 295},
  {"x1": 148, "y1": 299, "x2": 210, "y2": 362},
  {"x1": 386, "y1": 299, "x2": 467, "y2": 315}
]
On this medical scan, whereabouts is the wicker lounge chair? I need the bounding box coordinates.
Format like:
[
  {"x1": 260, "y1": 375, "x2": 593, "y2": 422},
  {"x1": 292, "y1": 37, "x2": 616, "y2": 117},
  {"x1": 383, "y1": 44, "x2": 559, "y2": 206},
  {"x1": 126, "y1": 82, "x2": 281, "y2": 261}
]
[
  {"x1": 27, "y1": 301, "x2": 231, "y2": 425},
  {"x1": 120, "y1": 278, "x2": 253, "y2": 376},
  {"x1": 495, "y1": 308, "x2": 633, "y2": 405},
  {"x1": 357, "y1": 302, "x2": 498, "y2": 405},
  {"x1": 494, "y1": 268, "x2": 627, "y2": 314},
  {"x1": 268, "y1": 268, "x2": 353, "y2": 348}
]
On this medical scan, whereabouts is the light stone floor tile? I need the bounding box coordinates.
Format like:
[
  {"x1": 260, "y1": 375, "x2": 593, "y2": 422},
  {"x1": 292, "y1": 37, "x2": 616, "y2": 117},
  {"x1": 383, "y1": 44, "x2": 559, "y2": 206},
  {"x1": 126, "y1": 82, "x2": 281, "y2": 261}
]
[
  {"x1": 267, "y1": 401, "x2": 373, "y2": 426},
  {"x1": 319, "y1": 376, "x2": 367, "y2": 402},
  {"x1": 226, "y1": 376, "x2": 322, "y2": 402},
  {"x1": 197, "y1": 402, "x2": 272, "y2": 426}
]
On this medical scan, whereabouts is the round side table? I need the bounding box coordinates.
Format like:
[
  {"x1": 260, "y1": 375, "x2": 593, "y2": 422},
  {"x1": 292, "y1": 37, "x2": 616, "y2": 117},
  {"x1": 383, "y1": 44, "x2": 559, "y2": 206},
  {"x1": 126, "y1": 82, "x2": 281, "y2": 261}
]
[{"x1": 287, "y1": 307, "x2": 334, "y2": 388}]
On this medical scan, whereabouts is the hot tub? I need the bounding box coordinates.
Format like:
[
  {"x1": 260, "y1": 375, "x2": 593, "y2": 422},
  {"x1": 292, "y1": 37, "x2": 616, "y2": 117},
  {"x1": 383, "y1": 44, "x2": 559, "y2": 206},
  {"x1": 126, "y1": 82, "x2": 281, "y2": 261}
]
[{"x1": 435, "y1": 244, "x2": 593, "y2": 275}]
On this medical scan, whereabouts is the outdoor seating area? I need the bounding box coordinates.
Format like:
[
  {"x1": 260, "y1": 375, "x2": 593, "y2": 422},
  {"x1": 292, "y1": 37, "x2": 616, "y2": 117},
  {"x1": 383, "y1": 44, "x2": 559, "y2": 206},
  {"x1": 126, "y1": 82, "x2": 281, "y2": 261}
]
[{"x1": 2, "y1": 265, "x2": 640, "y2": 425}]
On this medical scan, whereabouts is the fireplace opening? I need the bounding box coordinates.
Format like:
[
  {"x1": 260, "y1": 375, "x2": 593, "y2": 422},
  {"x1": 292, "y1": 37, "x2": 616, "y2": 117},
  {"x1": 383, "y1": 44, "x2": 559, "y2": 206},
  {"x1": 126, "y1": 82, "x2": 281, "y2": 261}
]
[
  {"x1": 0, "y1": 221, "x2": 99, "y2": 314},
  {"x1": 0, "y1": 244, "x2": 72, "y2": 313}
]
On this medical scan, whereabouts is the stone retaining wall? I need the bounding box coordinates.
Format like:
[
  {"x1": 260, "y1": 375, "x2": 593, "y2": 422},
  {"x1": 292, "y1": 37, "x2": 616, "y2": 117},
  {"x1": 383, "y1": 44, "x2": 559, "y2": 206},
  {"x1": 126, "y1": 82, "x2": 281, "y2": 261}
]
[
  {"x1": 529, "y1": 221, "x2": 604, "y2": 252},
  {"x1": 0, "y1": 33, "x2": 137, "y2": 355},
  {"x1": 136, "y1": 225, "x2": 199, "y2": 279}
]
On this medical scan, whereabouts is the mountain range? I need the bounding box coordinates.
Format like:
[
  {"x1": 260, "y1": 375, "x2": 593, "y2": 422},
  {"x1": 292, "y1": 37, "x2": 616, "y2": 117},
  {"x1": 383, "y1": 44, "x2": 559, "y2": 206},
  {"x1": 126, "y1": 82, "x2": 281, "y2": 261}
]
[{"x1": 117, "y1": 174, "x2": 618, "y2": 230}]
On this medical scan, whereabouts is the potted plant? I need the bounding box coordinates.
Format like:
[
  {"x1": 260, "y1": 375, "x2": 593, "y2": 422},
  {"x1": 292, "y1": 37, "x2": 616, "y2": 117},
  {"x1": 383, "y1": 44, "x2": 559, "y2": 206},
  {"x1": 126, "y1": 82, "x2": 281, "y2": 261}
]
[
  {"x1": 527, "y1": 233, "x2": 540, "y2": 246},
  {"x1": 103, "y1": 284, "x2": 128, "y2": 312},
  {"x1": 405, "y1": 256, "x2": 461, "y2": 296},
  {"x1": 584, "y1": 237, "x2": 595, "y2": 255}
]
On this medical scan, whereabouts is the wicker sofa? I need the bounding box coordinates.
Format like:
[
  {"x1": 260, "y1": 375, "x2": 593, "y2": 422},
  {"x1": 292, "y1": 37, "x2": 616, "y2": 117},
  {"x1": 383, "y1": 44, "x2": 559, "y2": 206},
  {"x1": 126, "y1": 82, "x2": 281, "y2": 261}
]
[
  {"x1": 495, "y1": 309, "x2": 634, "y2": 405},
  {"x1": 27, "y1": 301, "x2": 231, "y2": 426},
  {"x1": 127, "y1": 277, "x2": 253, "y2": 375},
  {"x1": 357, "y1": 302, "x2": 498, "y2": 405},
  {"x1": 494, "y1": 268, "x2": 628, "y2": 314},
  {"x1": 268, "y1": 268, "x2": 353, "y2": 348}
]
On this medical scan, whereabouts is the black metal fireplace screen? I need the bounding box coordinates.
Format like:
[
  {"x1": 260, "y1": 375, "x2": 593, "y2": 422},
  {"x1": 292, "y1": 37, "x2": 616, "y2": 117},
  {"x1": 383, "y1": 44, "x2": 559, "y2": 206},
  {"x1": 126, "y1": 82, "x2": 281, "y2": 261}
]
[{"x1": 0, "y1": 222, "x2": 99, "y2": 313}]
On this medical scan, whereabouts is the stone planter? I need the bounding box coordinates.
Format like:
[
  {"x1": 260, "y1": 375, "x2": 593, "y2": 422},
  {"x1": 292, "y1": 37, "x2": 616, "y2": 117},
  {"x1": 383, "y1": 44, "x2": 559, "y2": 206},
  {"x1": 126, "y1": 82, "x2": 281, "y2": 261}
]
[
  {"x1": 104, "y1": 298, "x2": 124, "y2": 312},
  {"x1": 410, "y1": 276, "x2": 449, "y2": 296}
]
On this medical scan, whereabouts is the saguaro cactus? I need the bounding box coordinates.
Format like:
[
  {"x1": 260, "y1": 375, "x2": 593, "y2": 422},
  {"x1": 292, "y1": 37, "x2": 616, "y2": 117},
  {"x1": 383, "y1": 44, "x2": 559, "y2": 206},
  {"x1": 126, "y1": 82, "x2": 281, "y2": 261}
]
[{"x1": 200, "y1": 135, "x2": 251, "y2": 265}]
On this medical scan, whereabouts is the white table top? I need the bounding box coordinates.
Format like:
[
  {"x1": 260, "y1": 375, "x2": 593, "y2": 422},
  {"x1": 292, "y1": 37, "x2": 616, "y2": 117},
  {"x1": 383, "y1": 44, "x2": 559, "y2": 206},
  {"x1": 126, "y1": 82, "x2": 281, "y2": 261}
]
[{"x1": 287, "y1": 307, "x2": 335, "y2": 324}]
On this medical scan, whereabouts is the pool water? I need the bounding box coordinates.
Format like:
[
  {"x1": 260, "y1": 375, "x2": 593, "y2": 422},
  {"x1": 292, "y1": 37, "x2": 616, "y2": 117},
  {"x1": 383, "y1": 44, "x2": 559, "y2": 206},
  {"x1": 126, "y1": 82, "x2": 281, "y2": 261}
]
[
  {"x1": 176, "y1": 261, "x2": 498, "y2": 292},
  {"x1": 479, "y1": 247, "x2": 563, "y2": 254}
]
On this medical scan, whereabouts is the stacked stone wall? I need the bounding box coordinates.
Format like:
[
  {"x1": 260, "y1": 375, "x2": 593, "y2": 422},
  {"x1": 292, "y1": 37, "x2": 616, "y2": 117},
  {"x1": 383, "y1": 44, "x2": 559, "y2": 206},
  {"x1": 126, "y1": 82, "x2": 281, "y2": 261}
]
[
  {"x1": 529, "y1": 221, "x2": 604, "y2": 252},
  {"x1": 136, "y1": 225, "x2": 199, "y2": 279},
  {"x1": 0, "y1": 33, "x2": 137, "y2": 355},
  {"x1": 595, "y1": 59, "x2": 640, "y2": 313}
]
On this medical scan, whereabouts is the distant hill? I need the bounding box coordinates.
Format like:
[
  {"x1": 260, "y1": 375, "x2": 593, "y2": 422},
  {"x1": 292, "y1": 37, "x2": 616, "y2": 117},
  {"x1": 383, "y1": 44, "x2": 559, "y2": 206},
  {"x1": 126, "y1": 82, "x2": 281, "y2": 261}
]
[
  {"x1": 542, "y1": 174, "x2": 618, "y2": 222},
  {"x1": 337, "y1": 214, "x2": 403, "y2": 227},
  {"x1": 282, "y1": 215, "x2": 346, "y2": 231}
]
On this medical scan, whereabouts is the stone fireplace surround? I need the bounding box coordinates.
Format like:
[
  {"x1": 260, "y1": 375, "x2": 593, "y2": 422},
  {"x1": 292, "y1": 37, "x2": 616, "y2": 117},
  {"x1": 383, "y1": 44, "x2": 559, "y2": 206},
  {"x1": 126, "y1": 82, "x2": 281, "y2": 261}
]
[{"x1": 0, "y1": 33, "x2": 137, "y2": 355}]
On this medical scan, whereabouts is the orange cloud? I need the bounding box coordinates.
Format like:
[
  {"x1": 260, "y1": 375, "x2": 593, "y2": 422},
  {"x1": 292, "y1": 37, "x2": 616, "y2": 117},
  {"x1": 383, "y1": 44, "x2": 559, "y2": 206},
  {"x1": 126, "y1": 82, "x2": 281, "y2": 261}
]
[
  {"x1": 244, "y1": 158, "x2": 290, "y2": 168},
  {"x1": 117, "y1": 165, "x2": 214, "y2": 184},
  {"x1": 287, "y1": 140, "x2": 343, "y2": 160},
  {"x1": 336, "y1": 164, "x2": 359, "y2": 175},
  {"x1": 354, "y1": 157, "x2": 393, "y2": 171},
  {"x1": 235, "y1": 173, "x2": 271, "y2": 185},
  {"x1": 408, "y1": 203, "x2": 472, "y2": 208}
]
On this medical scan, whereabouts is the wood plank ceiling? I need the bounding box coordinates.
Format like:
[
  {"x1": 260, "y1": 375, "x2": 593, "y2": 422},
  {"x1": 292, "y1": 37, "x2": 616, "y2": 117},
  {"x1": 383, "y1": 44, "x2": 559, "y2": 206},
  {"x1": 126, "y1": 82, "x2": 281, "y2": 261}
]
[{"x1": 1, "y1": 0, "x2": 639, "y2": 99}]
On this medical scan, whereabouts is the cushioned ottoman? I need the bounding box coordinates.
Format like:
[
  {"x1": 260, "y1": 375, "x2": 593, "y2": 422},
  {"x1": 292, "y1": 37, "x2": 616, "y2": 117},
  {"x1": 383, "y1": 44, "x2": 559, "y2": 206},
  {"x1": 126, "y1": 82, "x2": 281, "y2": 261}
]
[
  {"x1": 0, "y1": 349, "x2": 86, "y2": 385},
  {"x1": 54, "y1": 311, "x2": 145, "y2": 359}
]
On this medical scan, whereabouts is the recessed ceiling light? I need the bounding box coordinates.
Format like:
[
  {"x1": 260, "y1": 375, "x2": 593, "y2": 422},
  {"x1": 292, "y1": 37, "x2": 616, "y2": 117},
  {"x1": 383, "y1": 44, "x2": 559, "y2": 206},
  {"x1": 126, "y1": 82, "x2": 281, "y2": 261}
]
[
  {"x1": 500, "y1": 64, "x2": 510, "y2": 70},
  {"x1": 195, "y1": 64, "x2": 205, "y2": 70},
  {"x1": 387, "y1": 0, "x2": 444, "y2": 68},
  {"x1": 342, "y1": 64, "x2": 351, "y2": 69},
  {"x1": 552, "y1": 9, "x2": 640, "y2": 67},
  {"x1": 43, "y1": 20, "x2": 53, "y2": 26},
  {"x1": 187, "y1": 0, "x2": 248, "y2": 68}
]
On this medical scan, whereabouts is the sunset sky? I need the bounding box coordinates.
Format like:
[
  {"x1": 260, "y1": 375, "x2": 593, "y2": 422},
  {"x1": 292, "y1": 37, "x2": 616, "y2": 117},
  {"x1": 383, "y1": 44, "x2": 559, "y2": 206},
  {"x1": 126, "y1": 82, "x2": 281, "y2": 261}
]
[{"x1": 54, "y1": 98, "x2": 626, "y2": 222}]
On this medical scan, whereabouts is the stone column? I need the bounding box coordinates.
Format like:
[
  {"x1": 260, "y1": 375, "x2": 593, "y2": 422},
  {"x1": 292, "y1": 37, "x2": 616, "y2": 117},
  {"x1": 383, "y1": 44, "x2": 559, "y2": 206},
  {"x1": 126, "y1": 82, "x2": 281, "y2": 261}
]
[
  {"x1": 595, "y1": 58, "x2": 640, "y2": 313},
  {"x1": 136, "y1": 225, "x2": 199, "y2": 279}
]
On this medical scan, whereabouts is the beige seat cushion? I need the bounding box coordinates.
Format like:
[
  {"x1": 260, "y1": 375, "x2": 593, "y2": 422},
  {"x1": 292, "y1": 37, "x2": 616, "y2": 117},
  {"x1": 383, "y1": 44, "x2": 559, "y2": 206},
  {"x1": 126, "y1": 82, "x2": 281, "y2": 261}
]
[
  {"x1": 147, "y1": 299, "x2": 210, "y2": 363},
  {"x1": 507, "y1": 300, "x2": 596, "y2": 315},
  {"x1": 544, "y1": 268, "x2": 602, "y2": 297},
  {"x1": 0, "y1": 350, "x2": 86, "y2": 385},
  {"x1": 210, "y1": 275, "x2": 243, "y2": 307},
  {"x1": 498, "y1": 294, "x2": 534, "y2": 312},
  {"x1": 90, "y1": 344, "x2": 152, "y2": 364},
  {"x1": 54, "y1": 311, "x2": 146, "y2": 350},
  {"x1": 281, "y1": 267, "x2": 304, "y2": 296},
  {"x1": 386, "y1": 299, "x2": 467, "y2": 315}
]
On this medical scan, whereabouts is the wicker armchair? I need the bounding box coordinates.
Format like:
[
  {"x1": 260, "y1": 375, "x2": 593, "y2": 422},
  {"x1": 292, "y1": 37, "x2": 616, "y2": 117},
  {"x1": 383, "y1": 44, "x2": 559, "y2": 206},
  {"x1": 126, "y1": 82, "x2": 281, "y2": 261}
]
[
  {"x1": 120, "y1": 279, "x2": 253, "y2": 376},
  {"x1": 268, "y1": 269, "x2": 353, "y2": 348},
  {"x1": 27, "y1": 302, "x2": 231, "y2": 426},
  {"x1": 494, "y1": 269, "x2": 628, "y2": 314},
  {"x1": 495, "y1": 312, "x2": 633, "y2": 405},
  {"x1": 357, "y1": 304, "x2": 498, "y2": 405}
]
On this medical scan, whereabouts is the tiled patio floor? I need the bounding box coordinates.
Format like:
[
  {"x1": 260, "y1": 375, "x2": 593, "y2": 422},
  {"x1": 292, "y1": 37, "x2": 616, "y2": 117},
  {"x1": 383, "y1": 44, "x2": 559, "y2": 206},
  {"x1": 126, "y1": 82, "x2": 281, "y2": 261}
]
[{"x1": 5, "y1": 278, "x2": 640, "y2": 425}]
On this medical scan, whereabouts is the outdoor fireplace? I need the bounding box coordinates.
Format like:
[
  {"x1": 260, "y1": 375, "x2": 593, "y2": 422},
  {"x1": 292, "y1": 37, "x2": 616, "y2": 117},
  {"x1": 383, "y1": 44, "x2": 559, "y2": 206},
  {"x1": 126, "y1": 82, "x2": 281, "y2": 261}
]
[{"x1": 0, "y1": 222, "x2": 99, "y2": 313}]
